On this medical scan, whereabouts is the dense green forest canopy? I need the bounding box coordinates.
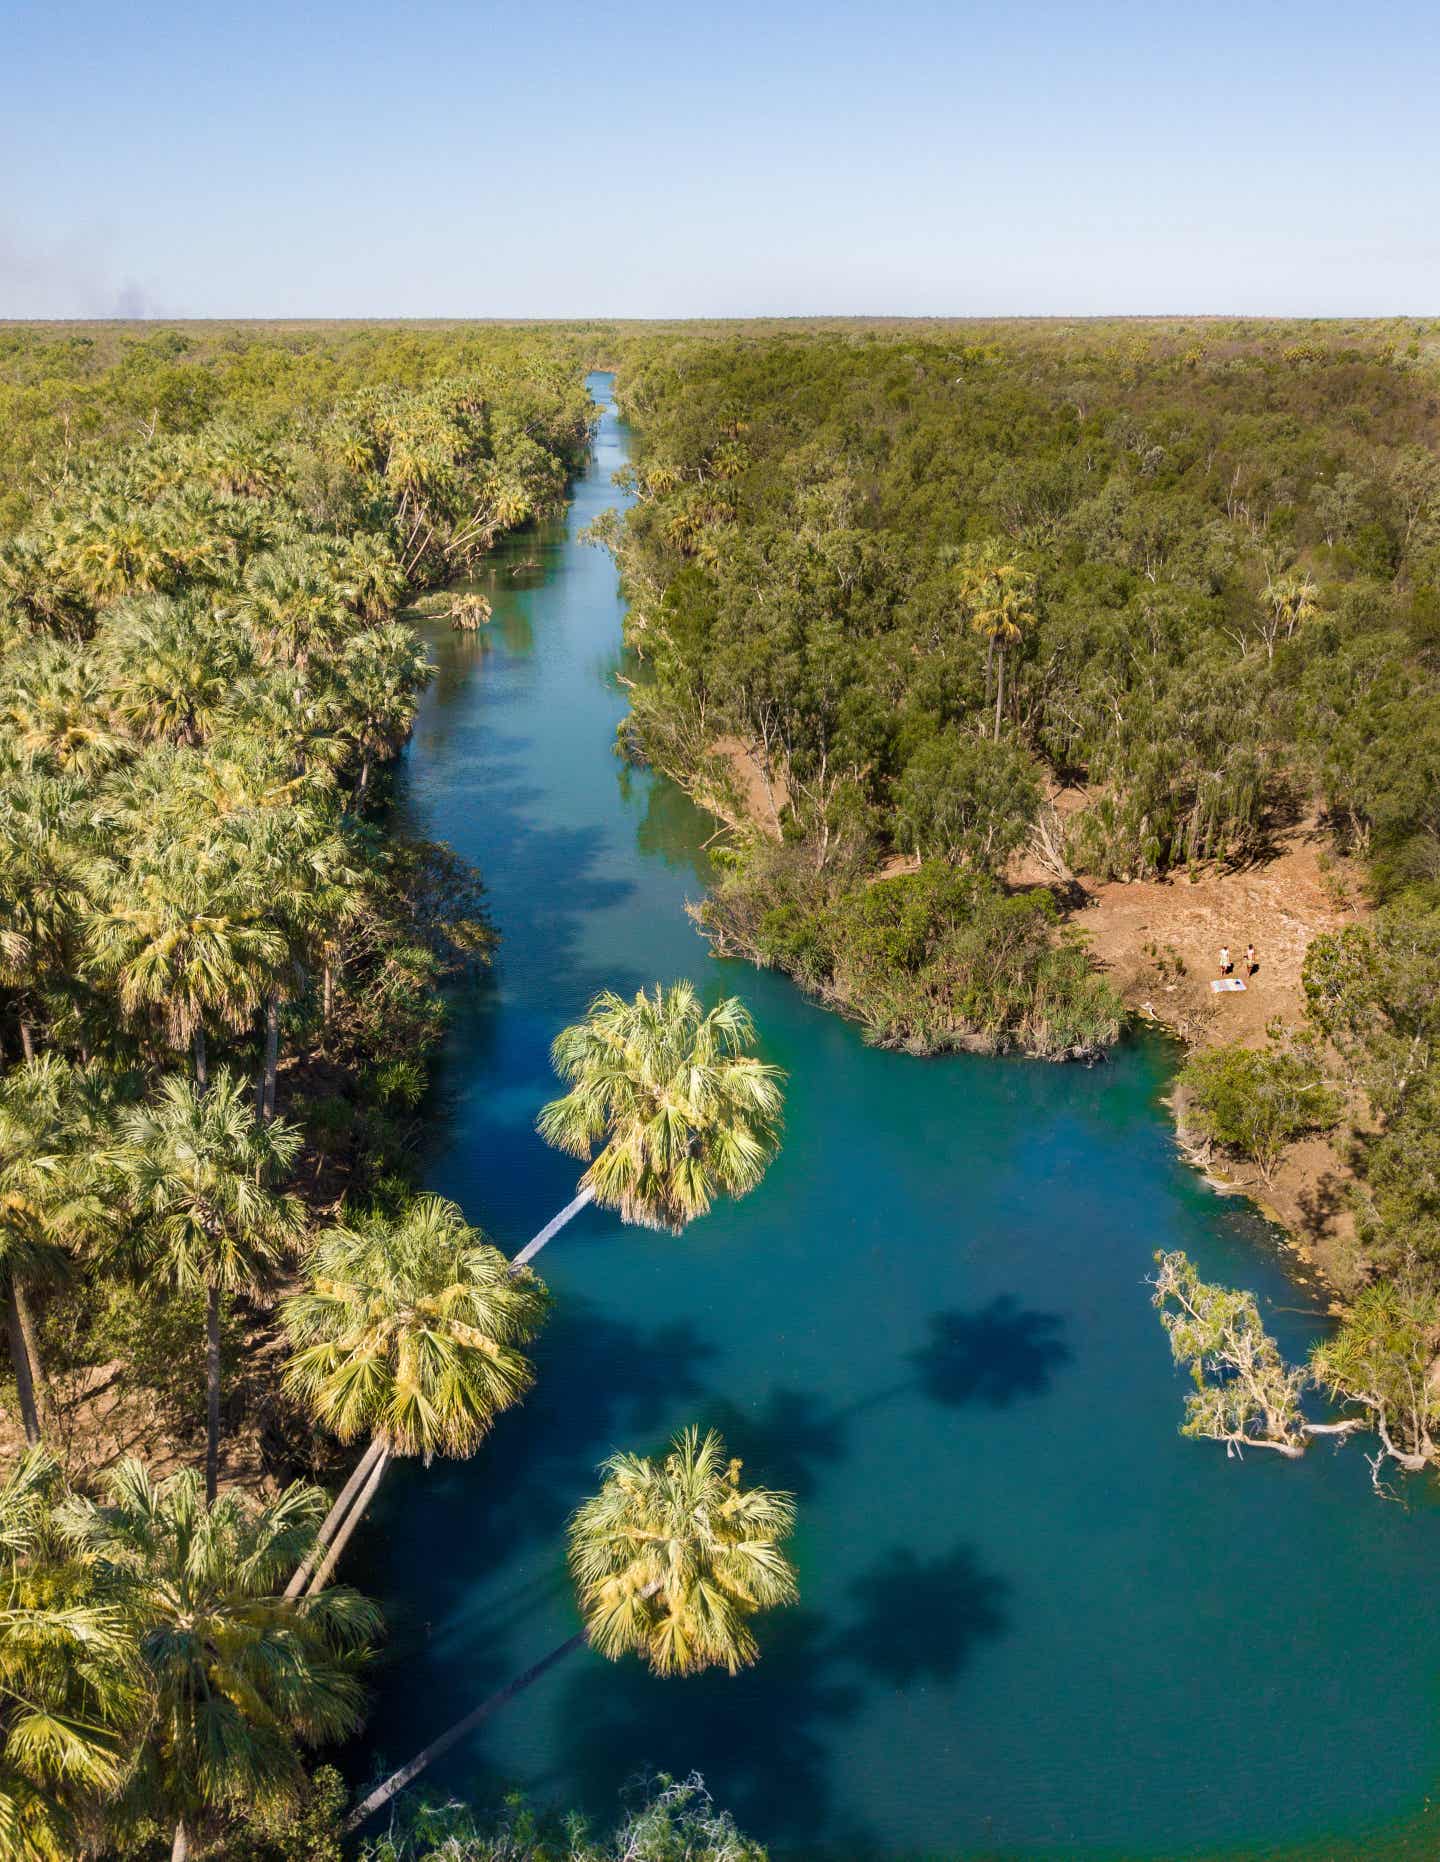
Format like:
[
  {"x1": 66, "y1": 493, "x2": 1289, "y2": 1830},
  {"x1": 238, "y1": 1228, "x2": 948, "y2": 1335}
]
[
  {"x1": 4, "y1": 316, "x2": 1440, "y2": 1851},
  {"x1": 602, "y1": 320, "x2": 1440, "y2": 1055}
]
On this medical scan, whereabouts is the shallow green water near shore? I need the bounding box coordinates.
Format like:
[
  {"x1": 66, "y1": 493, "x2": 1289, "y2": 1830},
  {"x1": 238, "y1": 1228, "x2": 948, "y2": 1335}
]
[{"x1": 352, "y1": 376, "x2": 1440, "y2": 1858}]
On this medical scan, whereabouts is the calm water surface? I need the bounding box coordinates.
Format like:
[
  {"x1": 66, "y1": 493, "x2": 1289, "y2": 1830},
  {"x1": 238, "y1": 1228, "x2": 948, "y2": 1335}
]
[{"x1": 354, "y1": 377, "x2": 1440, "y2": 1859}]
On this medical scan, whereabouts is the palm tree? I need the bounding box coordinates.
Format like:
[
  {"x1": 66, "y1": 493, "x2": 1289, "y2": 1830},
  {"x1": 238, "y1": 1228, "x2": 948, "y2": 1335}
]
[
  {"x1": 518, "y1": 983, "x2": 784, "y2": 1266},
  {"x1": 0, "y1": 1450, "x2": 144, "y2": 1860},
  {"x1": 236, "y1": 543, "x2": 352, "y2": 672},
  {"x1": 0, "y1": 772, "x2": 94, "y2": 1061},
  {"x1": 222, "y1": 801, "x2": 354, "y2": 1121},
  {"x1": 326, "y1": 623, "x2": 432, "y2": 802},
  {"x1": 115, "y1": 1070, "x2": 303, "y2": 1502},
  {"x1": 956, "y1": 542, "x2": 1035, "y2": 737},
  {"x1": 1261, "y1": 570, "x2": 1320, "y2": 660},
  {"x1": 59, "y1": 1458, "x2": 379, "y2": 1862},
  {"x1": 0, "y1": 1057, "x2": 118, "y2": 1444},
  {"x1": 343, "y1": 1426, "x2": 796, "y2": 1834},
  {"x1": 99, "y1": 595, "x2": 244, "y2": 747},
  {"x1": 85, "y1": 846, "x2": 286, "y2": 1086},
  {"x1": 2, "y1": 643, "x2": 127, "y2": 779},
  {"x1": 339, "y1": 533, "x2": 408, "y2": 623},
  {"x1": 58, "y1": 500, "x2": 172, "y2": 607},
  {"x1": 281, "y1": 1195, "x2": 548, "y2": 1596}
]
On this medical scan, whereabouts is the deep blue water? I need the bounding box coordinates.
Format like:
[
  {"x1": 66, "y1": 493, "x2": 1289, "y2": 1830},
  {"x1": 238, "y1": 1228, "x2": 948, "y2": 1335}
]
[{"x1": 352, "y1": 376, "x2": 1440, "y2": 1859}]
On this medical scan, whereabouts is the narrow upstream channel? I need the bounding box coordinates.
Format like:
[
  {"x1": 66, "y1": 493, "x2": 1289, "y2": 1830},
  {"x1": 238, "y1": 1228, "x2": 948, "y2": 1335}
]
[{"x1": 352, "y1": 375, "x2": 1440, "y2": 1859}]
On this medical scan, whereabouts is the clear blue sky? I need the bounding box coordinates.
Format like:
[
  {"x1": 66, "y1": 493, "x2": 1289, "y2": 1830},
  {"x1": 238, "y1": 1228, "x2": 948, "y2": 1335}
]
[{"x1": 4, "y1": 0, "x2": 1437, "y2": 318}]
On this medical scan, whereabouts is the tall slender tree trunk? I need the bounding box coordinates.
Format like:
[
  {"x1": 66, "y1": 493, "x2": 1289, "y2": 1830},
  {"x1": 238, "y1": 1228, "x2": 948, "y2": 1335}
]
[
  {"x1": 193, "y1": 1025, "x2": 208, "y2": 1093},
  {"x1": 13, "y1": 1284, "x2": 46, "y2": 1431},
  {"x1": 983, "y1": 634, "x2": 994, "y2": 716},
  {"x1": 285, "y1": 1435, "x2": 387, "y2": 1599},
  {"x1": 510, "y1": 1183, "x2": 595, "y2": 1271},
  {"x1": 322, "y1": 959, "x2": 335, "y2": 1028},
  {"x1": 6, "y1": 1290, "x2": 40, "y2": 1447},
  {"x1": 305, "y1": 1443, "x2": 391, "y2": 1594},
  {"x1": 205, "y1": 1285, "x2": 222, "y2": 1505},
  {"x1": 259, "y1": 994, "x2": 280, "y2": 1121},
  {"x1": 171, "y1": 1819, "x2": 188, "y2": 1862},
  {"x1": 994, "y1": 649, "x2": 1006, "y2": 739},
  {"x1": 17, "y1": 1017, "x2": 34, "y2": 1063},
  {"x1": 343, "y1": 1625, "x2": 590, "y2": 1833},
  {"x1": 344, "y1": 1575, "x2": 664, "y2": 1834}
]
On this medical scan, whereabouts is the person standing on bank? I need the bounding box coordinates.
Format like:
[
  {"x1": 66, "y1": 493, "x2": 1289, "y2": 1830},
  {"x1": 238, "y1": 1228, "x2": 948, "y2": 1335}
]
[{"x1": 1219, "y1": 946, "x2": 1232, "y2": 977}]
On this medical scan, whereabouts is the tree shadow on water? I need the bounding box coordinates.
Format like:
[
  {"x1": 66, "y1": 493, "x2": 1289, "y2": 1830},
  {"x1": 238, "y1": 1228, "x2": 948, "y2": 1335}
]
[
  {"x1": 360, "y1": 1300, "x2": 720, "y2": 1625},
  {"x1": 908, "y1": 1296, "x2": 1071, "y2": 1411},
  {"x1": 698, "y1": 1387, "x2": 849, "y2": 1500},
  {"x1": 835, "y1": 1542, "x2": 1011, "y2": 1689},
  {"x1": 550, "y1": 1608, "x2": 863, "y2": 1847}
]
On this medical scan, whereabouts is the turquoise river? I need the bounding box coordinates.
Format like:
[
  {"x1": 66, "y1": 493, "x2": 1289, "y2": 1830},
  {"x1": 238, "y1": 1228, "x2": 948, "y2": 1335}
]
[{"x1": 352, "y1": 376, "x2": 1440, "y2": 1859}]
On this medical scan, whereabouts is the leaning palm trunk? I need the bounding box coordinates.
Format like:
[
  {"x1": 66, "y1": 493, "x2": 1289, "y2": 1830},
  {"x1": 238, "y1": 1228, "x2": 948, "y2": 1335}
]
[
  {"x1": 345, "y1": 1575, "x2": 665, "y2": 1833},
  {"x1": 344, "y1": 1625, "x2": 588, "y2": 1832},
  {"x1": 205, "y1": 1285, "x2": 221, "y2": 1504},
  {"x1": 510, "y1": 1183, "x2": 595, "y2": 1271},
  {"x1": 284, "y1": 1435, "x2": 387, "y2": 1599},
  {"x1": 305, "y1": 1443, "x2": 391, "y2": 1595},
  {"x1": 5, "y1": 1287, "x2": 40, "y2": 1446}
]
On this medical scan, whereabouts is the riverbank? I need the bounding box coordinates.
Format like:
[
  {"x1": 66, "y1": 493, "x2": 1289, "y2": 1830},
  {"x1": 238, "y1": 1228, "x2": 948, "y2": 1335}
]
[
  {"x1": 1055, "y1": 803, "x2": 1370, "y2": 1293},
  {"x1": 682, "y1": 748, "x2": 1371, "y2": 1291}
]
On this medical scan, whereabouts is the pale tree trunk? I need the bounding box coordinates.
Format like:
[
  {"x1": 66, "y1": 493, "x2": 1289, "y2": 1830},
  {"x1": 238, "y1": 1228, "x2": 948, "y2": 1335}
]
[
  {"x1": 994, "y1": 649, "x2": 1006, "y2": 739},
  {"x1": 983, "y1": 635, "x2": 994, "y2": 715},
  {"x1": 6, "y1": 1290, "x2": 40, "y2": 1446},
  {"x1": 171, "y1": 1817, "x2": 188, "y2": 1862},
  {"x1": 305, "y1": 1443, "x2": 391, "y2": 1595},
  {"x1": 13, "y1": 1284, "x2": 46, "y2": 1433},
  {"x1": 343, "y1": 1625, "x2": 590, "y2": 1834},
  {"x1": 344, "y1": 1577, "x2": 663, "y2": 1834},
  {"x1": 510, "y1": 1184, "x2": 595, "y2": 1272},
  {"x1": 322, "y1": 960, "x2": 335, "y2": 1027},
  {"x1": 205, "y1": 1285, "x2": 222, "y2": 1505},
  {"x1": 285, "y1": 1435, "x2": 387, "y2": 1599},
  {"x1": 192, "y1": 1026, "x2": 208, "y2": 1093},
  {"x1": 258, "y1": 994, "x2": 280, "y2": 1121}
]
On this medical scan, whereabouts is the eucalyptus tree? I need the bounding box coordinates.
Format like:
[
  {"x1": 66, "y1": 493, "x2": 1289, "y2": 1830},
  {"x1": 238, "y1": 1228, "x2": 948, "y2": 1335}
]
[
  {"x1": 281, "y1": 1195, "x2": 548, "y2": 1595},
  {"x1": 0, "y1": 1450, "x2": 144, "y2": 1860},
  {"x1": 344, "y1": 1426, "x2": 796, "y2": 1833},
  {"x1": 60, "y1": 1459, "x2": 379, "y2": 1862},
  {"x1": 1152, "y1": 1251, "x2": 1362, "y2": 1461},
  {"x1": 0, "y1": 1057, "x2": 120, "y2": 1445},
  {"x1": 115, "y1": 1070, "x2": 304, "y2": 1501},
  {"x1": 1309, "y1": 1278, "x2": 1440, "y2": 1477},
  {"x1": 518, "y1": 982, "x2": 784, "y2": 1266}
]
